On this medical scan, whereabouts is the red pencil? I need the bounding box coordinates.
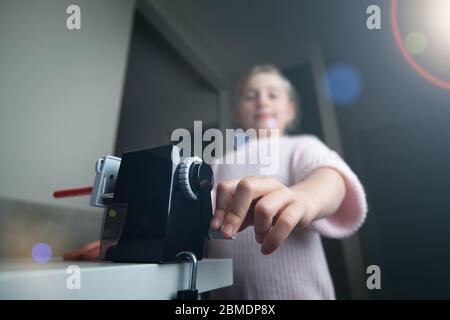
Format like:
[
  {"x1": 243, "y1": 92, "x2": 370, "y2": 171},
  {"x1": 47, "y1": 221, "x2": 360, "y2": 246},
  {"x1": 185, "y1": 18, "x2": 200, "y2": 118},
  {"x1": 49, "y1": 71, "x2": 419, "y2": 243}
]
[{"x1": 53, "y1": 186, "x2": 93, "y2": 198}]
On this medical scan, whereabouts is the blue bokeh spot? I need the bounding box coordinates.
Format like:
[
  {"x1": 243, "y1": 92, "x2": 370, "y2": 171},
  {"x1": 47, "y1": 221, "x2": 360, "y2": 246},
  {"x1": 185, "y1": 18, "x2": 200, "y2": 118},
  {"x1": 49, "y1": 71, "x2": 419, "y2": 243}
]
[
  {"x1": 322, "y1": 63, "x2": 362, "y2": 107},
  {"x1": 32, "y1": 243, "x2": 52, "y2": 264}
]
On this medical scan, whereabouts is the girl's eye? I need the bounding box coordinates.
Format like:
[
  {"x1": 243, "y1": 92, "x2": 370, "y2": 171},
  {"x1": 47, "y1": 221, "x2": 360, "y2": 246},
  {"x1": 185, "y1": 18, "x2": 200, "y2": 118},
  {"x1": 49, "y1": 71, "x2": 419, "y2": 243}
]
[
  {"x1": 244, "y1": 92, "x2": 257, "y2": 100},
  {"x1": 269, "y1": 93, "x2": 279, "y2": 100}
]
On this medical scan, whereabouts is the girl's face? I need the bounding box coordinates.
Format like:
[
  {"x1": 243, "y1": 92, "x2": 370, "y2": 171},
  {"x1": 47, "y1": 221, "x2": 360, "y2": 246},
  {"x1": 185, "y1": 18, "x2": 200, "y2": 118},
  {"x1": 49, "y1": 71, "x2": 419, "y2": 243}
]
[{"x1": 235, "y1": 72, "x2": 295, "y2": 135}]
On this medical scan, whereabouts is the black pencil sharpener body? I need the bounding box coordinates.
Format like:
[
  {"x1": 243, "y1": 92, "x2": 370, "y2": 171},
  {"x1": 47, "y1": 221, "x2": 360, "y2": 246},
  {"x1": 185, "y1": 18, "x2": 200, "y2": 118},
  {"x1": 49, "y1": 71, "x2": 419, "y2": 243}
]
[{"x1": 92, "y1": 144, "x2": 214, "y2": 263}]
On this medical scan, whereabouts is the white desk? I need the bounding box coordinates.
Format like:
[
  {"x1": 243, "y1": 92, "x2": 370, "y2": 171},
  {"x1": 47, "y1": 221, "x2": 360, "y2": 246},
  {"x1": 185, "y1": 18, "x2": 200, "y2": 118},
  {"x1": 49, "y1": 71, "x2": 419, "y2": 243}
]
[{"x1": 0, "y1": 258, "x2": 232, "y2": 299}]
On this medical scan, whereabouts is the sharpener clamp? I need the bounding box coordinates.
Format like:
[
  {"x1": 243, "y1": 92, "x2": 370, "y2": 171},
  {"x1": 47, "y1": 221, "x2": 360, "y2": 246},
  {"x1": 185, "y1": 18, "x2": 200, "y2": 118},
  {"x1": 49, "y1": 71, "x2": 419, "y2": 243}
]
[{"x1": 176, "y1": 251, "x2": 199, "y2": 300}]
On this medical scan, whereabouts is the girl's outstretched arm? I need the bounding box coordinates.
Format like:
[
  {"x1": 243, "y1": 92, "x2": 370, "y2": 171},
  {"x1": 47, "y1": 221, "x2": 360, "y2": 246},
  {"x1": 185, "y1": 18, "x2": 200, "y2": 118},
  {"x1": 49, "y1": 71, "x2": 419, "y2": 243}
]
[{"x1": 210, "y1": 167, "x2": 346, "y2": 255}]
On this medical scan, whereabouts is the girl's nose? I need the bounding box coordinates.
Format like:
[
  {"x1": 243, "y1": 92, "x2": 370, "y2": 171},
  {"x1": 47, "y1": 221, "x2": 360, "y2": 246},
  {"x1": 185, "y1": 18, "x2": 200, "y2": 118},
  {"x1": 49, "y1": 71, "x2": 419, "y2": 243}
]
[{"x1": 257, "y1": 95, "x2": 270, "y2": 109}]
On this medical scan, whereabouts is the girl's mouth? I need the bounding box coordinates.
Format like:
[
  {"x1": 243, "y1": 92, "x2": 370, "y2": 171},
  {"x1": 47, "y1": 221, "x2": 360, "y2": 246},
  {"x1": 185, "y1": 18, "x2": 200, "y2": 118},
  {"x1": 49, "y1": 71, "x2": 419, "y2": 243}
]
[{"x1": 255, "y1": 113, "x2": 274, "y2": 120}]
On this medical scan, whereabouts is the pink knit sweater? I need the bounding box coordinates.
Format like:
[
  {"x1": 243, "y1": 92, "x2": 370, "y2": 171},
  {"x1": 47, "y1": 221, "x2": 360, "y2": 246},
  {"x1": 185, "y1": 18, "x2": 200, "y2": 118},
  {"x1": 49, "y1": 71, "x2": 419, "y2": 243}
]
[{"x1": 207, "y1": 134, "x2": 368, "y2": 300}]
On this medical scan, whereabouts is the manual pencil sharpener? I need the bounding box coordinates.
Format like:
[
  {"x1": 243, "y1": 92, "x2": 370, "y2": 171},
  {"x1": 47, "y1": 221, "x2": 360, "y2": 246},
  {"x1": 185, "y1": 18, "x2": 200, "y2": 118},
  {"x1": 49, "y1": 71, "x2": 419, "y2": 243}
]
[{"x1": 89, "y1": 144, "x2": 216, "y2": 263}]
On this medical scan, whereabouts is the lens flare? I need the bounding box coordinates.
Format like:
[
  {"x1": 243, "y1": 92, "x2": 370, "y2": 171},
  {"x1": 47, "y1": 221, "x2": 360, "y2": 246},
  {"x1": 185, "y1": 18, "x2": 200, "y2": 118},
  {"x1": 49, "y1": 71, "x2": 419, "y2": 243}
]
[
  {"x1": 322, "y1": 63, "x2": 362, "y2": 107},
  {"x1": 391, "y1": 0, "x2": 450, "y2": 90},
  {"x1": 404, "y1": 31, "x2": 427, "y2": 55},
  {"x1": 32, "y1": 243, "x2": 52, "y2": 264},
  {"x1": 425, "y1": 0, "x2": 450, "y2": 40}
]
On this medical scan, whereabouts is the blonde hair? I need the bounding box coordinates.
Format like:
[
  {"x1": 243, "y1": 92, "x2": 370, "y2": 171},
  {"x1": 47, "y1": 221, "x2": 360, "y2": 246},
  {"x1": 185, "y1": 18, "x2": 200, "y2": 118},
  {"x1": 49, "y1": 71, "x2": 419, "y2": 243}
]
[{"x1": 235, "y1": 65, "x2": 300, "y2": 130}]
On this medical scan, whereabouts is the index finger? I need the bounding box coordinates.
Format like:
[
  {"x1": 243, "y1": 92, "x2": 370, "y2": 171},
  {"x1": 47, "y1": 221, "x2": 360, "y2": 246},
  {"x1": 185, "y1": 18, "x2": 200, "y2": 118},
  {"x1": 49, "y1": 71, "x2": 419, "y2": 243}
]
[
  {"x1": 220, "y1": 177, "x2": 283, "y2": 237},
  {"x1": 211, "y1": 179, "x2": 240, "y2": 229}
]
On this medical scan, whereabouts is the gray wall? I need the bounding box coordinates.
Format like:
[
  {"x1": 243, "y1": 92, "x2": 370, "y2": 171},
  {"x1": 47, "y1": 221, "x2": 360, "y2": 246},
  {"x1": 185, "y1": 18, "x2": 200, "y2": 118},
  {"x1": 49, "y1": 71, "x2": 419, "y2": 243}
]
[
  {"x1": 0, "y1": 0, "x2": 135, "y2": 258},
  {"x1": 0, "y1": 0, "x2": 135, "y2": 211}
]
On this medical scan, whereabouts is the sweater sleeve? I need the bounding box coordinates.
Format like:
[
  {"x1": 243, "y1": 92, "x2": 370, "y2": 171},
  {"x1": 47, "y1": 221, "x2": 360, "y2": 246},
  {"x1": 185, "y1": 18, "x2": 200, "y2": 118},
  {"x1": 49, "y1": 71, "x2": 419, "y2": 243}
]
[{"x1": 291, "y1": 135, "x2": 368, "y2": 239}]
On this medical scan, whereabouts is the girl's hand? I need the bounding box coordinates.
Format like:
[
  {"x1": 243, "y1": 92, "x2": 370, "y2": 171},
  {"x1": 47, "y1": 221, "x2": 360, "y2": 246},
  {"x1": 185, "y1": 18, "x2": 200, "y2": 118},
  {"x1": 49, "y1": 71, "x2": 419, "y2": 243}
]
[
  {"x1": 63, "y1": 240, "x2": 100, "y2": 261},
  {"x1": 210, "y1": 176, "x2": 321, "y2": 255}
]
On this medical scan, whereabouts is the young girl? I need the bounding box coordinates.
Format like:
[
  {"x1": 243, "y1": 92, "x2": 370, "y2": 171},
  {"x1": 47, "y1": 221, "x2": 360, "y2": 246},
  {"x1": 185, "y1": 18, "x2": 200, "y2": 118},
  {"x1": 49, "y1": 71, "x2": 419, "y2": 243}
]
[
  {"x1": 206, "y1": 65, "x2": 367, "y2": 299},
  {"x1": 64, "y1": 65, "x2": 367, "y2": 300}
]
